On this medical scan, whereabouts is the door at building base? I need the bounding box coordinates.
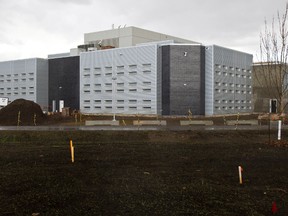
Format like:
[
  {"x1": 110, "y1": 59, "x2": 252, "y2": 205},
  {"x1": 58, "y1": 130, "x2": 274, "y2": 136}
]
[{"x1": 270, "y1": 99, "x2": 277, "y2": 113}]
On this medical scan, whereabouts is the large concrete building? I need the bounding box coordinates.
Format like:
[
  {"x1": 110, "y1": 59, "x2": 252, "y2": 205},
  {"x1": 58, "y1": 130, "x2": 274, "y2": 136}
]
[
  {"x1": 0, "y1": 26, "x2": 253, "y2": 116},
  {"x1": 0, "y1": 58, "x2": 48, "y2": 111},
  {"x1": 72, "y1": 26, "x2": 199, "y2": 55},
  {"x1": 205, "y1": 45, "x2": 253, "y2": 115},
  {"x1": 252, "y1": 62, "x2": 288, "y2": 113}
]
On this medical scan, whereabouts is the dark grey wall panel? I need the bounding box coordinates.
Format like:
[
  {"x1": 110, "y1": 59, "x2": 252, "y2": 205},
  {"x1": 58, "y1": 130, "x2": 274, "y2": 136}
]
[
  {"x1": 48, "y1": 56, "x2": 80, "y2": 111},
  {"x1": 161, "y1": 46, "x2": 170, "y2": 115},
  {"x1": 161, "y1": 45, "x2": 205, "y2": 115}
]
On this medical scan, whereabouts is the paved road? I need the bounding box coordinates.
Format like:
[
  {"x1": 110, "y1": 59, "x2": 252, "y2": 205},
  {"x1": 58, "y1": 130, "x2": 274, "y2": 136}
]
[{"x1": 0, "y1": 124, "x2": 286, "y2": 131}]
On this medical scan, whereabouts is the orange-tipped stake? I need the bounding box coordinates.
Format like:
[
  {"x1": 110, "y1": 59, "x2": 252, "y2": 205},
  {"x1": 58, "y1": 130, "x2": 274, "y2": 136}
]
[
  {"x1": 70, "y1": 140, "x2": 74, "y2": 163},
  {"x1": 238, "y1": 166, "x2": 243, "y2": 184},
  {"x1": 272, "y1": 201, "x2": 278, "y2": 214}
]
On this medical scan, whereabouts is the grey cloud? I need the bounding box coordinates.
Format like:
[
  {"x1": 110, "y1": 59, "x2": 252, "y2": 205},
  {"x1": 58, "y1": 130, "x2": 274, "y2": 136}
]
[{"x1": 0, "y1": 0, "x2": 288, "y2": 61}]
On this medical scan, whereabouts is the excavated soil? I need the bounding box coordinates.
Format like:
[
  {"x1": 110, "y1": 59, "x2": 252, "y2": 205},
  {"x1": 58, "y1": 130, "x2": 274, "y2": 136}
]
[{"x1": 0, "y1": 99, "x2": 46, "y2": 126}]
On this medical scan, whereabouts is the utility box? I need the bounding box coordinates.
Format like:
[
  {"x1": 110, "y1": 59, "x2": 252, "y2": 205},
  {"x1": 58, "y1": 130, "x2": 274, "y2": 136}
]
[{"x1": 61, "y1": 107, "x2": 71, "y2": 116}]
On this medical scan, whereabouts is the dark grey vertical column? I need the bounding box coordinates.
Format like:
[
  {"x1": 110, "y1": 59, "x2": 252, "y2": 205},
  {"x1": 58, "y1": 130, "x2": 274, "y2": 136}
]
[
  {"x1": 161, "y1": 45, "x2": 205, "y2": 116},
  {"x1": 161, "y1": 46, "x2": 171, "y2": 115},
  {"x1": 48, "y1": 56, "x2": 80, "y2": 112},
  {"x1": 200, "y1": 46, "x2": 206, "y2": 115}
]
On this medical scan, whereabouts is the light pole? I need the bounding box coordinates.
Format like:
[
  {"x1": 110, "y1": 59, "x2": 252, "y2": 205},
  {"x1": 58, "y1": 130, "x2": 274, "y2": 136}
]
[
  {"x1": 58, "y1": 86, "x2": 63, "y2": 112},
  {"x1": 112, "y1": 76, "x2": 117, "y2": 121}
]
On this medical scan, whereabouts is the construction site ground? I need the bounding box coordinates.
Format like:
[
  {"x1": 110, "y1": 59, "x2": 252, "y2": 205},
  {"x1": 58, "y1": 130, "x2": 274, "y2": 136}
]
[{"x1": 0, "y1": 130, "x2": 287, "y2": 215}]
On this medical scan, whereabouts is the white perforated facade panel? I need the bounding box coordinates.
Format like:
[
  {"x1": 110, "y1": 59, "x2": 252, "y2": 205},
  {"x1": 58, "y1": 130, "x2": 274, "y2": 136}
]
[{"x1": 80, "y1": 44, "x2": 160, "y2": 115}]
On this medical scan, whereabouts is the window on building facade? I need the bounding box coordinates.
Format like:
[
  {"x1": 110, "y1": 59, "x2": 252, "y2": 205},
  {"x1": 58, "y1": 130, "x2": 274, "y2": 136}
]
[
  {"x1": 143, "y1": 70, "x2": 151, "y2": 74},
  {"x1": 129, "y1": 82, "x2": 137, "y2": 86},
  {"x1": 129, "y1": 64, "x2": 137, "y2": 69},
  {"x1": 129, "y1": 71, "x2": 137, "y2": 75},
  {"x1": 143, "y1": 63, "x2": 151, "y2": 67},
  {"x1": 117, "y1": 66, "x2": 124, "y2": 70},
  {"x1": 143, "y1": 88, "x2": 151, "y2": 92},
  {"x1": 143, "y1": 100, "x2": 151, "y2": 103},
  {"x1": 215, "y1": 64, "x2": 221, "y2": 69},
  {"x1": 105, "y1": 72, "x2": 112, "y2": 76},
  {"x1": 105, "y1": 66, "x2": 112, "y2": 70},
  {"x1": 117, "y1": 71, "x2": 124, "y2": 75},
  {"x1": 143, "y1": 81, "x2": 151, "y2": 85}
]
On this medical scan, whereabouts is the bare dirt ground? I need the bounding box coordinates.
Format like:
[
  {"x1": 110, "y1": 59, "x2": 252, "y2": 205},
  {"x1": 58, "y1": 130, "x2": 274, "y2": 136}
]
[{"x1": 0, "y1": 130, "x2": 287, "y2": 215}]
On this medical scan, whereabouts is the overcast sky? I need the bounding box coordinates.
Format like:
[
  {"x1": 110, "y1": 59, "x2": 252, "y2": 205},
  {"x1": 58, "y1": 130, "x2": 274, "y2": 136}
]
[{"x1": 0, "y1": 0, "x2": 287, "y2": 61}]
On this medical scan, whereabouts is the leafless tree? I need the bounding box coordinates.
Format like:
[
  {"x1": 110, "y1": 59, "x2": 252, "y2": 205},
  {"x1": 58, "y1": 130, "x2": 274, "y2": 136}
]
[{"x1": 255, "y1": 3, "x2": 288, "y2": 113}]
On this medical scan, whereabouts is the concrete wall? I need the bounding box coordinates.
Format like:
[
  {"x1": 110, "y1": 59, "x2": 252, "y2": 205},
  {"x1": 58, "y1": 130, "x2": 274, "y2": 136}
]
[
  {"x1": 36, "y1": 59, "x2": 49, "y2": 110},
  {"x1": 84, "y1": 26, "x2": 199, "y2": 48},
  {"x1": 162, "y1": 45, "x2": 205, "y2": 115},
  {"x1": 252, "y1": 64, "x2": 288, "y2": 113}
]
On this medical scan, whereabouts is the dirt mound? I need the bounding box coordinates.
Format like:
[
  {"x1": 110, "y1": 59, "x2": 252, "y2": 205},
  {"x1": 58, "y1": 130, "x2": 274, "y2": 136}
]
[{"x1": 0, "y1": 99, "x2": 46, "y2": 126}]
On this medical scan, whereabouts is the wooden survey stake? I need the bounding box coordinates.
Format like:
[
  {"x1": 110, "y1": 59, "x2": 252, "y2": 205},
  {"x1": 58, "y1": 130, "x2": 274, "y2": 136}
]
[
  {"x1": 70, "y1": 140, "x2": 74, "y2": 163},
  {"x1": 238, "y1": 166, "x2": 243, "y2": 184}
]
